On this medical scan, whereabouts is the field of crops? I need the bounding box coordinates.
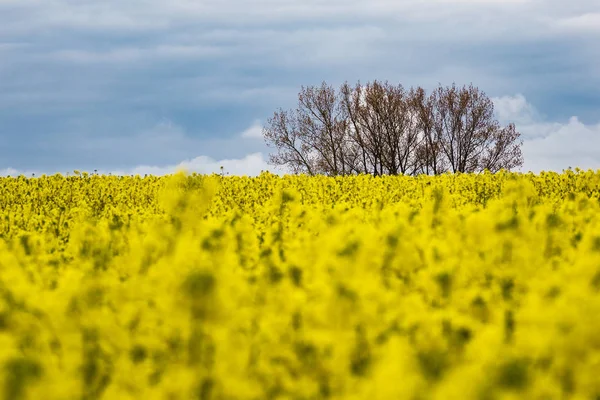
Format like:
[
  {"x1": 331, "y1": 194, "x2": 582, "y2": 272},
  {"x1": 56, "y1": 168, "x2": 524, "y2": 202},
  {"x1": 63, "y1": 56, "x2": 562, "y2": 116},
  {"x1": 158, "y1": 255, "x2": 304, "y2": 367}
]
[{"x1": 1, "y1": 170, "x2": 600, "y2": 399}]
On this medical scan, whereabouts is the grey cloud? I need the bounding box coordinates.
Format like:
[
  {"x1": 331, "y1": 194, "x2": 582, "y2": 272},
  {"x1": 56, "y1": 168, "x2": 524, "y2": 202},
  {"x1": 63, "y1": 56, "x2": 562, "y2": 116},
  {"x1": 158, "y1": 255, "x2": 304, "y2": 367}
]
[
  {"x1": 1, "y1": 0, "x2": 599, "y2": 173},
  {"x1": 46, "y1": 118, "x2": 270, "y2": 169},
  {"x1": 1, "y1": 0, "x2": 596, "y2": 36},
  {"x1": 0, "y1": 119, "x2": 277, "y2": 176}
]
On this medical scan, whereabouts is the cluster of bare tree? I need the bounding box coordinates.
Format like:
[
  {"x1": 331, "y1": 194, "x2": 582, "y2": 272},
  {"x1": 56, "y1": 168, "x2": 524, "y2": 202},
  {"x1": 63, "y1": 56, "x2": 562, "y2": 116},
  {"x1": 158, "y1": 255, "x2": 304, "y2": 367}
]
[{"x1": 262, "y1": 81, "x2": 523, "y2": 176}]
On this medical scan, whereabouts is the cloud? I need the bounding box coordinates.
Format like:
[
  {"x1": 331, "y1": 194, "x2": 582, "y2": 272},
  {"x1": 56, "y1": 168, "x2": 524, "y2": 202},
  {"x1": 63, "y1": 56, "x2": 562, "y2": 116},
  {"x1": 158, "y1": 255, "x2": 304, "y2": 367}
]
[
  {"x1": 1, "y1": 0, "x2": 599, "y2": 176},
  {"x1": 50, "y1": 45, "x2": 225, "y2": 64},
  {"x1": 521, "y1": 116, "x2": 600, "y2": 173},
  {"x1": 0, "y1": 119, "x2": 280, "y2": 176},
  {"x1": 0, "y1": 167, "x2": 25, "y2": 177},
  {"x1": 107, "y1": 152, "x2": 280, "y2": 176},
  {"x1": 0, "y1": 153, "x2": 285, "y2": 177},
  {"x1": 101, "y1": 120, "x2": 279, "y2": 175},
  {"x1": 492, "y1": 94, "x2": 540, "y2": 126},
  {"x1": 489, "y1": 94, "x2": 600, "y2": 173},
  {"x1": 554, "y1": 13, "x2": 600, "y2": 33},
  {"x1": 240, "y1": 120, "x2": 264, "y2": 139},
  {"x1": 2, "y1": 109, "x2": 600, "y2": 177}
]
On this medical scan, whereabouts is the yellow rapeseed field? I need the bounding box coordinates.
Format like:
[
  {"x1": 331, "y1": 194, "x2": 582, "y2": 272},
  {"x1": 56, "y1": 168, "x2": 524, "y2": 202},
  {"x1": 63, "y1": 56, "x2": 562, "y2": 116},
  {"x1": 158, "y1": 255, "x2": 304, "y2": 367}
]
[{"x1": 1, "y1": 169, "x2": 600, "y2": 399}]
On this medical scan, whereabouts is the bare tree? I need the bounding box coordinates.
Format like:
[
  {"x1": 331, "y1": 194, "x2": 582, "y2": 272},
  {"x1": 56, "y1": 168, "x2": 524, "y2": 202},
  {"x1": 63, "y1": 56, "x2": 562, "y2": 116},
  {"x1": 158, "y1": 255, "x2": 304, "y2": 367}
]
[
  {"x1": 410, "y1": 86, "x2": 448, "y2": 175},
  {"x1": 263, "y1": 80, "x2": 524, "y2": 176},
  {"x1": 297, "y1": 83, "x2": 352, "y2": 175},
  {"x1": 480, "y1": 122, "x2": 523, "y2": 172},
  {"x1": 262, "y1": 107, "x2": 317, "y2": 175},
  {"x1": 427, "y1": 82, "x2": 523, "y2": 173},
  {"x1": 348, "y1": 82, "x2": 387, "y2": 175},
  {"x1": 350, "y1": 81, "x2": 422, "y2": 175},
  {"x1": 339, "y1": 81, "x2": 422, "y2": 176},
  {"x1": 340, "y1": 81, "x2": 382, "y2": 175},
  {"x1": 263, "y1": 82, "x2": 356, "y2": 176}
]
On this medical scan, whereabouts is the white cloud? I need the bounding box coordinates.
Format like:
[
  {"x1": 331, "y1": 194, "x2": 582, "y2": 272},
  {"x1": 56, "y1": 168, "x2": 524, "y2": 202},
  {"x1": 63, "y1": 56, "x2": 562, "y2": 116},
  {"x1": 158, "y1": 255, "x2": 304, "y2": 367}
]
[
  {"x1": 554, "y1": 12, "x2": 600, "y2": 33},
  {"x1": 492, "y1": 94, "x2": 540, "y2": 126},
  {"x1": 0, "y1": 167, "x2": 25, "y2": 177},
  {"x1": 520, "y1": 116, "x2": 600, "y2": 173},
  {"x1": 109, "y1": 152, "x2": 282, "y2": 176},
  {"x1": 489, "y1": 94, "x2": 600, "y2": 173},
  {"x1": 0, "y1": 153, "x2": 285, "y2": 177},
  {"x1": 240, "y1": 120, "x2": 264, "y2": 139}
]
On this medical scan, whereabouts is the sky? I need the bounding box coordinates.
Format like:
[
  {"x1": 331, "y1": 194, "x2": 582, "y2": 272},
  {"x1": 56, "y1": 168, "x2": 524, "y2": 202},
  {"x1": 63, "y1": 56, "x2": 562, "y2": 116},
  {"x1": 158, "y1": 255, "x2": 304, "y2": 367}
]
[{"x1": 0, "y1": 0, "x2": 599, "y2": 176}]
